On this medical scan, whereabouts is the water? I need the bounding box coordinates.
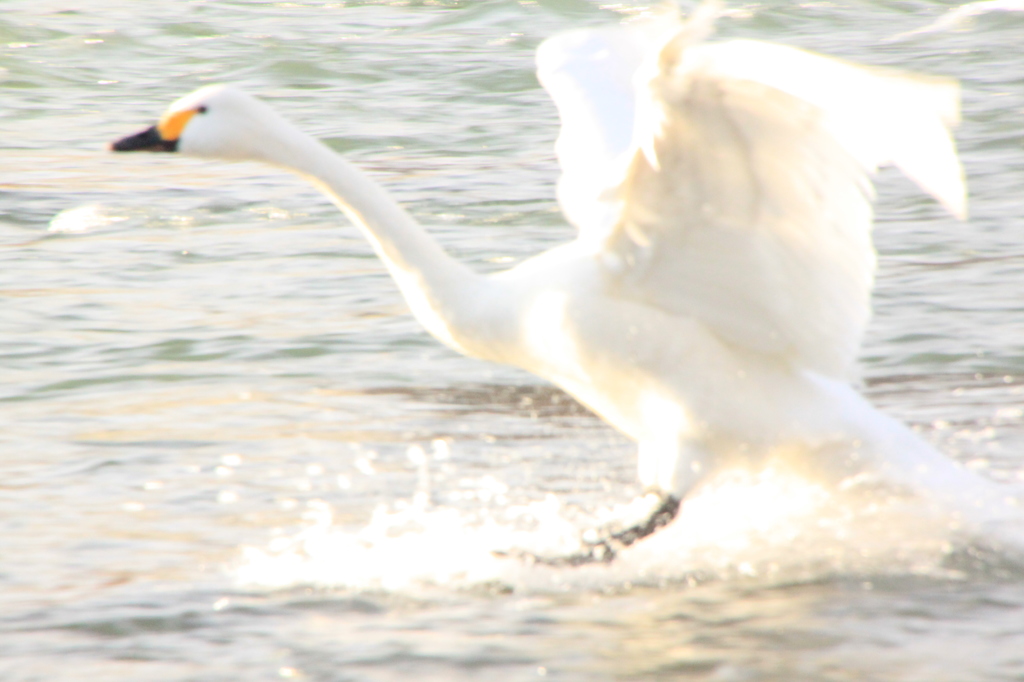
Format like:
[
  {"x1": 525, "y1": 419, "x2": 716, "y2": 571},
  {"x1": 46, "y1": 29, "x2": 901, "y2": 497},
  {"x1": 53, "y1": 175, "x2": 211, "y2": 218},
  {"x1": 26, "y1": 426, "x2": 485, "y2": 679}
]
[{"x1": 3, "y1": 0, "x2": 1024, "y2": 679}]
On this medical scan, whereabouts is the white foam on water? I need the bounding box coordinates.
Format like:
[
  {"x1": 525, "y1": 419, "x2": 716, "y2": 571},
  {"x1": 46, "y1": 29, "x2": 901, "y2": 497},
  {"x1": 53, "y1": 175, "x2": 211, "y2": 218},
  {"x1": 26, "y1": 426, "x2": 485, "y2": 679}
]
[
  {"x1": 48, "y1": 203, "x2": 129, "y2": 233},
  {"x1": 235, "y1": 461, "x2": 1020, "y2": 595}
]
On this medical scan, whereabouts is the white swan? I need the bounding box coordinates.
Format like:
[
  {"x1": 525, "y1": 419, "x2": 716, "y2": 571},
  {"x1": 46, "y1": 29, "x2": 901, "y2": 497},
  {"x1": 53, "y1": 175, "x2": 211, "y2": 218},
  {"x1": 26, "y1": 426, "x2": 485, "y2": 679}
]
[{"x1": 111, "y1": 5, "x2": 1015, "y2": 561}]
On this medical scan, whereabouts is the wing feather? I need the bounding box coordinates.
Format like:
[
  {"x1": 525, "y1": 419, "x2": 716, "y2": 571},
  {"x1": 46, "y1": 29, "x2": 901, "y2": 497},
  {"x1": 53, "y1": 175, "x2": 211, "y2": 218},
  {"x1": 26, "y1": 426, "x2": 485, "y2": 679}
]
[
  {"x1": 538, "y1": 7, "x2": 965, "y2": 379},
  {"x1": 536, "y1": 12, "x2": 678, "y2": 241}
]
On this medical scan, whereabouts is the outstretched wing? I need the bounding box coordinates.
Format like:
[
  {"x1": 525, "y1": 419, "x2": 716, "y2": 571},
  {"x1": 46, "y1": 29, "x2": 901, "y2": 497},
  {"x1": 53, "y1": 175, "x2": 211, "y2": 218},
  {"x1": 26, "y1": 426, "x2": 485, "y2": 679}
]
[{"x1": 536, "y1": 7, "x2": 965, "y2": 379}]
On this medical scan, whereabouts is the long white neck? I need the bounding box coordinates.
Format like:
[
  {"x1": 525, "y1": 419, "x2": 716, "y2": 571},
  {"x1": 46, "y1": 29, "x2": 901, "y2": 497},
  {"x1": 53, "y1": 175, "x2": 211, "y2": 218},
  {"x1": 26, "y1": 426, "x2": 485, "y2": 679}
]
[{"x1": 257, "y1": 123, "x2": 490, "y2": 356}]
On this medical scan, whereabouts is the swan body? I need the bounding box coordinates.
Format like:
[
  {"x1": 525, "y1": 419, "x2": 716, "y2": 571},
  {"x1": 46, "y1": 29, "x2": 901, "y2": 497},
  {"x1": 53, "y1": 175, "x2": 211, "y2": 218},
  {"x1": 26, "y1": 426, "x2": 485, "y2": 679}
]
[{"x1": 113, "y1": 5, "x2": 1015, "y2": 551}]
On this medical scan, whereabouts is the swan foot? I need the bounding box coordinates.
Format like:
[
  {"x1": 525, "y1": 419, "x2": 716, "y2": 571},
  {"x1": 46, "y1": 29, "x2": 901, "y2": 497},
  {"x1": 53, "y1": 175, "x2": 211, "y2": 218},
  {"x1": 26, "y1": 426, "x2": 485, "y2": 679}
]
[
  {"x1": 592, "y1": 492, "x2": 681, "y2": 548},
  {"x1": 495, "y1": 493, "x2": 680, "y2": 566}
]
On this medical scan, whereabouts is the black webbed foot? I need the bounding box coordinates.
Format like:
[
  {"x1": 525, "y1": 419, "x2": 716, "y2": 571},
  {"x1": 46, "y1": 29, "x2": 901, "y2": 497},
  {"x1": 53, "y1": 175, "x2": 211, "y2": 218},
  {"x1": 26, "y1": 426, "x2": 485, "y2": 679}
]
[{"x1": 495, "y1": 493, "x2": 680, "y2": 566}]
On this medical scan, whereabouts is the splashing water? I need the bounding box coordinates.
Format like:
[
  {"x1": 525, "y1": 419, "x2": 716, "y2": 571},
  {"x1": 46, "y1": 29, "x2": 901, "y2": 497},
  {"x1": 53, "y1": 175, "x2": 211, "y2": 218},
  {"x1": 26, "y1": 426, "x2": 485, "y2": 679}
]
[
  {"x1": 47, "y1": 203, "x2": 129, "y2": 234},
  {"x1": 235, "y1": 458, "x2": 1013, "y2": 595}
]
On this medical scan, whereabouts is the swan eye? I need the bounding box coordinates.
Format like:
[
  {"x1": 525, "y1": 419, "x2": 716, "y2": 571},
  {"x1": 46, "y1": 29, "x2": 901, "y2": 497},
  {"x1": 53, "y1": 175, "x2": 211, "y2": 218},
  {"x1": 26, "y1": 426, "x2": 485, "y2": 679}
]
[{"x1": 197, "y1": 106, "x2": 208, "y2": 114}]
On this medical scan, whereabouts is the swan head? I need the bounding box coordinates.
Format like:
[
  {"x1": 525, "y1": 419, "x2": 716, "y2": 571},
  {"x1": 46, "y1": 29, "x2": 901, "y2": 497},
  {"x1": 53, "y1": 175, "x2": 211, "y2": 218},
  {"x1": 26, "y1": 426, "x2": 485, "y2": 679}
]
[{"x1": 110, "y1": 84, "x2": 298, "y2": 164}]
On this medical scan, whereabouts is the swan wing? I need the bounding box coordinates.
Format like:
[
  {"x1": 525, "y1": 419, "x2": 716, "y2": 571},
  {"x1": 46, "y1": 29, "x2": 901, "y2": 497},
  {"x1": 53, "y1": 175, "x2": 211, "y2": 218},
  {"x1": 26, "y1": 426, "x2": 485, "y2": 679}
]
[
  {"x1": 536, "y1": 12, "x2": 680, "y2": 237},
  {"x1": 538, "y1": 8, "x2": 965, "y2": 379}
]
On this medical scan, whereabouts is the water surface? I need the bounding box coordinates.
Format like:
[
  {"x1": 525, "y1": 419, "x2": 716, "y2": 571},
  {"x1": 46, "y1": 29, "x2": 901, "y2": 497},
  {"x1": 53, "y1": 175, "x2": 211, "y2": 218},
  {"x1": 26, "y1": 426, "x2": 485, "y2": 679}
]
[{"x1": 3, "y1": 1, "x2": 1024, "y2": 680}]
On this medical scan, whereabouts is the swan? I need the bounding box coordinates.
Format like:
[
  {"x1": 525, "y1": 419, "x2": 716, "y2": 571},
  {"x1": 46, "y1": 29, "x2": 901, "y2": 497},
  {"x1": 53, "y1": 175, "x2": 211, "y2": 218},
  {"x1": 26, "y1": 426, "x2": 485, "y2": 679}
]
[{"x1": 111, "y1": 4, "x2": 1014, "y2": 563}]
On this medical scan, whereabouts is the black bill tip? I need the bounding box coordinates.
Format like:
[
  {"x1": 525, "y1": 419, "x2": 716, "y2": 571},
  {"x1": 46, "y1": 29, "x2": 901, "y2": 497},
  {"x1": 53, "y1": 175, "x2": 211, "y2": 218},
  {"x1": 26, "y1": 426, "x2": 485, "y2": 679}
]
[{"x1": 109, "y1": 125, "x2": 178, "y2": 152}]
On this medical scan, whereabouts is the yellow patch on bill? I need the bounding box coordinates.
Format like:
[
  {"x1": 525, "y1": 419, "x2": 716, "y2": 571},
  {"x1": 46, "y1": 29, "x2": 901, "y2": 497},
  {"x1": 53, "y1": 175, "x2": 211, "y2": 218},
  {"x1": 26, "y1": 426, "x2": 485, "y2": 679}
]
[{"x1": 157, "y1": 108, "x2": 199, "y2": 142}]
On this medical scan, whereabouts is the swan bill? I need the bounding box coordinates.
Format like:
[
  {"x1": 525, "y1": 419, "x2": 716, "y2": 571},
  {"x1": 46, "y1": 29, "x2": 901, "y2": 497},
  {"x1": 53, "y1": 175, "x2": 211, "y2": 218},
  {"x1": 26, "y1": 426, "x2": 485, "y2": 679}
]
[{"x1": 110, "y1": 125, "x2": 178, "y2": 153}]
